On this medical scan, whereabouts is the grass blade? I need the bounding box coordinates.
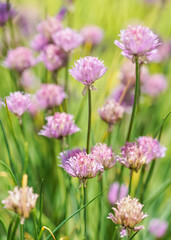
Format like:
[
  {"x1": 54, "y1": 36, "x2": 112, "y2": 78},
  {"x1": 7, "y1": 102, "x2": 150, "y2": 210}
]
[{"x1": 0, "y1": 160, "x2": 18, "y2": 185}]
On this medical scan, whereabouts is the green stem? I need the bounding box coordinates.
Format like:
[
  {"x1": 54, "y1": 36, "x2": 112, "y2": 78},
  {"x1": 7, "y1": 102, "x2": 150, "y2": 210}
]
[
  {"x1": 126, "y1": 56, "x2": 140, "y2": 142},
  {"x1": 135, "y1": 165, "x2": 145, "y2": 198},
  {"x1": 86, "y1": 89, "x2": 91, "y2": 154},
  {"x1": 20, "y1": 224, "x2": 24, "y2": 240},
  {"x1": 128, "y1": 170, "x2": 133, "y2": 195},
  {"x1": 84, "y1": 186, "x2": 87, "y2": 240}
]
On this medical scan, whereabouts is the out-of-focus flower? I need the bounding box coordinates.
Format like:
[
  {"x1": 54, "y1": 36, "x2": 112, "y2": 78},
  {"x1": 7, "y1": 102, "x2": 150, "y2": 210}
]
[
  {"x1": 41, "y1": 44, "x2": 67, "y2": 71},
  {"x1": 39, "y1": 112, "x2": 79, "y2": 139},
  {"x1": 28, "y1": 95, "x2": 40, "y2": 116},
  {"x1": 31, "y1": 34, "x2": 48, "y2": 52},
  {"x1": 107, "y1": 196, "x2": 148, "y2": 237},
  {"x1": 137, "y1": 136, "x2": 166, "y2": 164},
  {"x1": 119, "y1": 60, "x2": 149, "y2": 88},
  {"x1": 69, "y1": 56, "x2": 107, "y2": 94},
  {"x1": 35, "y1": 84, "x2": 66, "y2": 109},
  {"x1": 91, "y1": 143, "x2": 115, "y2": 169},
  {"x1": 80, "y1": 25, "x2": 104, "y2": 46},
  {"x1": 99, "y1": 99, "x2": 124, "y2": 131},
  {"x1": 37, "y1": 16, "x2": 63, "y2": 40},
  {"x1": 149, "y1": 41, "x2": 171, "y2": 62},
  {"x1": 108, "y1": 182, "x2": 128, "y2": 205},
  {"x1": 149, "y1": 219, "x2": 168, "y2": 238},
  {"x1": 6, "y1": 91, "x2": 31, "y2": 117},
  {"x1": 116, "y1": 142, "x2": 146, "y2": 172},
  {"x1": 112, "y1": 85, "x2": 134, "y2": 112},
  {"x1": 60, "y1": 151, "x2": 104, "y2": 187},
  {"x1": 0, "y1": 2, "x2": 16, "y2": 26},
  {"x1": 2, "y1": 175, "x2": 38, "y2": 224},
  {"x1": 20, "y1": 69, "x2": 40, "y2": 91},
  {"x1": 141, "y1": 74, "x2": 167, "y2": 97},
  {"x1": 52, "y1": 27, "x2": 83, "y2": 53},
  {"x1": 0, "y1": 99, "x2": 5, "y2": 108},
  {"x1": 4, "y1": 47, "x2": 36, "y2": 73},
  {"x1": 56, "y1": 7, "x2": 67, "y2": 20},
  {"x1": 114, "y1": 25, "x2": 160, "y2": 63}
]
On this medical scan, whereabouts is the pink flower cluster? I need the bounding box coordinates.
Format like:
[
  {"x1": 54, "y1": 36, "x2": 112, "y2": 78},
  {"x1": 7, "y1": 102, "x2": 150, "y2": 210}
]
[
  {"x1": 5, "y1": 47, "x2": 36, "y2": 72},
  {"x1": 115, "y1": 25, "x2": 160, "y2": 62},
  {"x1": 91, "y1": 143, "x2": 115, "y2": 169},
  {"x1": 6, "y1": 91, "x2": 31, "y2": 117},
  {"x1": 99, "y1": 99, "x2": 124, "y2": 130},
  {"x1": 39, "y1": 112, "x2": 79, "y2": 139},
  {"x1": 60, "y1": 151, "x2": 104, "y2": 186},
  {"x1": 116, "y1": 142, "x2": 146, "y2": 172},
  {"x1": 41, "y1": 44, "x2": 67, "y2": 71},
  {"x1": 35, "y1": 84, "x2": 66, "y2": 109},
  {"x1": 108, "y1": 182, "x2": 128, "y2": 205},
  {"x1": 69, "y1": 56, "x2": 107, "y2": 93},
  {"x1": 137, "y1": 136, "x2": 166, "y2": 164},
  {"x1": 108, "y1": 196, "x2": 148, "y2": 237},
  {"x1": 52, "y1": 27, "x2": 83, "y2": 53}
]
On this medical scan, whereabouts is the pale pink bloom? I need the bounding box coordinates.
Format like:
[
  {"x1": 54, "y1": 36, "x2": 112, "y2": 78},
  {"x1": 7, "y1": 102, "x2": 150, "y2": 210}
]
[
  {"x1": 137, "y1": 136, "x2": 166, "y2": 164},
  {"x1": 52, "y1": 27, "x2": 83, "y2": 53},
  {"x1": 99, "y1": 99, "x2": 124, "y2": 130},
  {"x1": 116, "y1": 142, "x2": 146, "y2": 172},
  {"x1": 31, "y1": 34, "x2": 48, "y2": 51},
  {"x1": 107, "y1": 196, "x2": 148, "y2": 236},
  {"x1": 69, "y1": 56, "x2": 107, "y2": 94},
  {"x1": 149, "y1": 219, "x2": 168, "y2": 238},
  {"x1": 2, "y1": 186, "x2": 38, "y2": 224},
  {"x1": 4, "y1": 47, "x2": 36, "y2": 72},
  {"x1": 60, "y1": 151, "x2": 104, "y2": 187},
  {"x1": 41, "y1": 44, "x2": 67, "y2": 71},
  {"x1": 37, "y1": 16, "x2": 63, "y2": 40},
  {"x1": 59, "y1": 148, "x2": 85, "y2": 163},
  {"x1": 91, "y1": 143, "x2": 115, "y2": 169},
  {"x1": 39, "y1": 112, "x2": 79, "y2": 139},
  {"x1": 141, "y1": 74, "x2": 167, "y2": 97},
  {"x1": 35, "y1": 84, "x2": 66, "y2": 109},
  {"x1": 6, "y1": 91, "x2": 31, "y2": 117},
  {"x1": 149, "y1": 41, "x2": 171, "y2": 62},
  {"x1": 80, "y1": 25, "x2": 104, "y2": 46},
  {"x1": 119, "y1": 60, "x2": 149, "y2": 88},
  {"x1": 120, "y1": 229, "x2": 127, "y2": 238},
  {"x1": 28, "y1": 95, "x2": 41, "y2": 116},
  {"x1": 20, "y1": 69, "x2": 40, "y2": 91},
  {"x1": 114, "y1": 25, "x2": 160, "y2": 63},
  {"x1": 108, "y1": 182, "x2": 128, "y2": 205}
]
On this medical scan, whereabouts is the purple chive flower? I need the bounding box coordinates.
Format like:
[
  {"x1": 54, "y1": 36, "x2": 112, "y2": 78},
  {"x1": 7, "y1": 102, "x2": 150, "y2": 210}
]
[
  {"x1": 80, "y1": 25, "x2": 104, "y2": 46},
  {"x1": 41, "y1": 44, "x2": 67, "y2": 71},
  {"x1": 149, "y1": 219, "x2": 168, "y2": 238},
  {"x1": 119, "y1": 60, "x2": 149, "y2": 88},
  {"x1": 56, "y1": 7, "x2": 67, "y2": 21},
  {"x1": 116, "y1": 142, "x2": 146, "y2": 172},
  {"x1": 39, "y1": 112, "x2": 79, "y2": 139},
  {"x1": 114, "y1": 25, "x2": 160, "y2": 63},
  {"x1": 5, "y1": 47, "x2": 36, "y2": 73},
  {"x1": 6, "y1": 91, "x2": 31, "y2": 117},
  {"x1": 60, "y1": 151, "x2": 104, "y2": 187},
  {"x1": 52, "y1": 27, "x2": 83, "y2": 53},
  {"x1": 108, "y1": 182, "x2": 128, "y2": 205},
  {"x1": 0, "y1": 2, "x2": 16, "y2": 26},
  {"x1": 107, "y1": 196, "x2": 148, "y2": 238},
  {"x1": 141, "y1": 74, "x2": 167, "y2": 97},
  {"x1": 31, "y1": 34, "x2": 48, "y2": 52},
  {"x1": 37, "y1": 16, "x2": 63, "y2": 40},
  {"x1": 112, "y1": 85, "x2": 134, "y2": 112},
  {"x1": 59, "y1": 148, "x2": 85, "y2": 163},
  {"x1": 137, "y1": 136, "x2": 166, "y2": 164},
  {"x1": 91, "y1": 143, "x2": 115, "y2": 169},
  {"x1": 2, "y1": 186, "x2": 38, "y2": 224},
  {"x1": 149, "y1": 41, "x2": 171, "y2": 63},
  {"x1": 99, "y1": 99, "x2": 124, "y2": 131},
  {"x1": 35, "y1": 84, "x2": 66, "y2": 110},
  {"x1": 28, "y1": 95, "x2": 41, "y2": 116},
  {"x1": 20, "y1": 69, "x2": 40, "y2": 91},
  {"x1": 69, "y1": 56, "x2": 107, "y2": 94}
]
